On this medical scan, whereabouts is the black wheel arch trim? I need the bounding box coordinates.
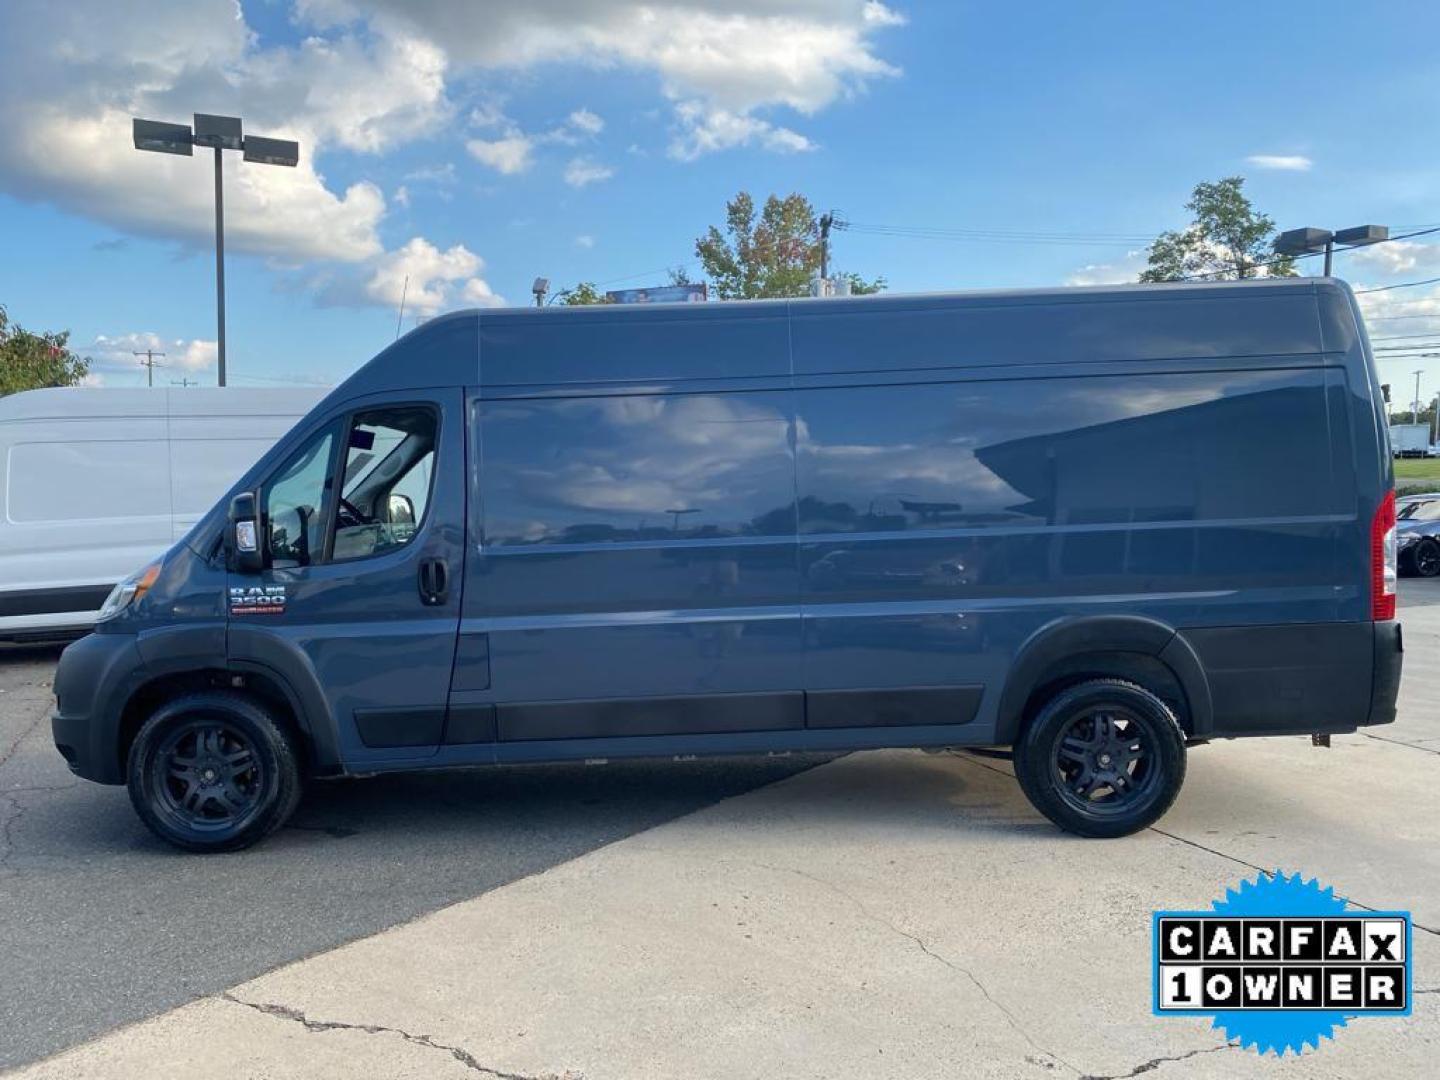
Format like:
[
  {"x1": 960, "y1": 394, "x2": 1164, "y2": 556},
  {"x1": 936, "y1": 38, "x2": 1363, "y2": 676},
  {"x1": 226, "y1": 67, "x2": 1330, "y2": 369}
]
[
  {"x1": 226, "y1": 624, "x2": 344, "y2": 774},
  {"x1": 117, "y1": 623, "x2": 342, "y2": 777},
  {"x1": 994, "y1": 614, "x2": 1214, "y2": 745}
]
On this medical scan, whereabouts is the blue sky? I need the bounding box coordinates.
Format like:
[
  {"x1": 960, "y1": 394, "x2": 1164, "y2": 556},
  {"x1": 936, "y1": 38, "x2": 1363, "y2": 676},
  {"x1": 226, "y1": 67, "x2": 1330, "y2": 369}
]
[{"x1": 2, "y1": 1, "x2": 1438, "y2": 397}]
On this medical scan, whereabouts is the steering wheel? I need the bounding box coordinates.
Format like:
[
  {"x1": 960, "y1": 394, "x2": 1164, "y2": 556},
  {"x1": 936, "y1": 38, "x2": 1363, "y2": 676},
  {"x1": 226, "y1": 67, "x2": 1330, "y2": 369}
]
[{"x1": 336, "y1": 496, "x2": 370, "y2": 529}]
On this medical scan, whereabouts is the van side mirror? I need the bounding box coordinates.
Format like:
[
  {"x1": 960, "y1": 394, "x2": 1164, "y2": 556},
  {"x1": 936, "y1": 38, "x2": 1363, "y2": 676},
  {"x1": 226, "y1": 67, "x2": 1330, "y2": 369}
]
[
  {"x1": 386, "y1": 493, "x2": 415, "y2": 525},
  {"x1": 228, "y1": 492, "x2": 264, "y2": 574}
]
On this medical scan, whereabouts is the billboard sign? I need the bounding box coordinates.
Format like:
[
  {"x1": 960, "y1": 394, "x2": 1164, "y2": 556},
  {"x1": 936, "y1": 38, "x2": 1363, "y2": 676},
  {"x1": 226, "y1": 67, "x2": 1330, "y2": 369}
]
[{"x1": 605, "y1": 283, "x2": 707, "y2": 304}]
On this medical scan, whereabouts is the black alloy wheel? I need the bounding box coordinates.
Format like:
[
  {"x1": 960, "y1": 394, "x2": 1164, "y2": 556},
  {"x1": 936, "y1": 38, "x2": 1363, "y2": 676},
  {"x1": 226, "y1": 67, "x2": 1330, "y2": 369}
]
[
  {"x1": 127, "y1": 691, "x2": 302, "y2": 852},
  {"x1": 1014, "y1": 678, "x2": 1187, "y2": 838}
]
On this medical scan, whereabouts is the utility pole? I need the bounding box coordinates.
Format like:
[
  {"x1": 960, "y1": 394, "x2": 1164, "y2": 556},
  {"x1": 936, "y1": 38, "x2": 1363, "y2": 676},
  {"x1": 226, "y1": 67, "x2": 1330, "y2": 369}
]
[
  {"x1": 171, "y1": 377, "x2": 197, "y2": 388},
  {"x1": 818, "y1": 212, "x2": 834, "y2": 280},
  {"x1": 134, "y1": 349, "x2": 166, "y2": 387},
  {"x1": 1415, "y1": 370, "x2": 1424, "y2": 425}
]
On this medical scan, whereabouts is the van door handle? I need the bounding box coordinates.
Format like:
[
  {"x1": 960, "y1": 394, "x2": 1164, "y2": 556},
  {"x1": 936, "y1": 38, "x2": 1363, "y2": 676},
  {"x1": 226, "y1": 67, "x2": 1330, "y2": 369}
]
[{"x1": 418, "y1": 557, "x2": 449, "y2": 606}]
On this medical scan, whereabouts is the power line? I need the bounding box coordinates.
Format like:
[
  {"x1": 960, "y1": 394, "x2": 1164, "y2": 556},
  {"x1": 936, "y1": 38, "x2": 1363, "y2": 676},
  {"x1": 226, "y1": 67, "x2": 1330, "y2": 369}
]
[{"x1": 1357, "y1": 276, "x2": 1440, "y2": 295}]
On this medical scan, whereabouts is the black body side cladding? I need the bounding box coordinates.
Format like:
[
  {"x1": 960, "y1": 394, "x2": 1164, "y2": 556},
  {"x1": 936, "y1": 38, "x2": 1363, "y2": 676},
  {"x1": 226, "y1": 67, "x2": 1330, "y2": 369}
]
[
  {"x1": 1181, "y1": 622, "x2": 1377, "y2": 736},
  {"x1": 443, "y1": 703, "x2": 498, "y2": 744},
  {"x1": 354, "y1": 707, "x2": 447, "y2": 748},
  {"x1": 806, "y1": 686, "x2": 981, "y2": 729},
  {"x1": 497, "y1": 690, "x2": 804, "y2": 742},
  {"x1": 1370, "y1": 621, "x2": 1403, "y2": 727}
]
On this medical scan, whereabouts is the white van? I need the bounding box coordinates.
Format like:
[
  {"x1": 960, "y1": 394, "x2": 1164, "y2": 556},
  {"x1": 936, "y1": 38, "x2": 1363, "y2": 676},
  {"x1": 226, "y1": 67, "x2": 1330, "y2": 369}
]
[{"x1": 0, "y1": 387, "x2": 325, "y2": 639}]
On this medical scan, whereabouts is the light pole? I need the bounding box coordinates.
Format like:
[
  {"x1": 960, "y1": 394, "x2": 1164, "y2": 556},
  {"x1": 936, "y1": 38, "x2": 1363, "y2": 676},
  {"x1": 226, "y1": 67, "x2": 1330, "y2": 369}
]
[
  {"x1": 132, "y1": 114, "x2": 299, "y2": 386},
  {"x1": 1274, "y1": 225, "x2": 1389, "y2": 276}
]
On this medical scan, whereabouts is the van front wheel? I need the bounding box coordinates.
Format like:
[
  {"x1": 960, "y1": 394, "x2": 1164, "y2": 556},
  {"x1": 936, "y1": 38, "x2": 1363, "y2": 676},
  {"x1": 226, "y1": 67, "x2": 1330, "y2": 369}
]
[
  {"x1": 1014, "y1": 679, "x2": 1186, "y2": 838},
  {"x1": 127, "y1": 691, "x2": 302, "y2": 853}
]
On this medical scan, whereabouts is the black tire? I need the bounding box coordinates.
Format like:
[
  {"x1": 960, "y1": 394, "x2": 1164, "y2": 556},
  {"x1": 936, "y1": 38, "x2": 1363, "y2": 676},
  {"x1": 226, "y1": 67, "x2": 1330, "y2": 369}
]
[
  {"x1": 1414, "y1": 539, "x2": 1440, "y2": 578},
  {"x1": 1014, "y1": 678, "x2": 1186, "y2": 838},
  {"x1": 126, "y1": 691, "x2": 302, "y2": 853}
]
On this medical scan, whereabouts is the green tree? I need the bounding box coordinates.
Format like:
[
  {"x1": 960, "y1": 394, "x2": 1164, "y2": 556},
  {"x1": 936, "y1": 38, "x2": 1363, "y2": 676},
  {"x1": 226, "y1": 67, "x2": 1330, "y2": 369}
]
[
  {"x1": 559, "y1": 282, "x2": 611, "y2": 305},
  {"x1": 1139, "y1": 177, "x2": 1296, "y2": 282},
  {"x1": 694, "y1": 191, "x2": 884, "y2": 300},
  {"x1": 0, "y1": 305, "x2": 91, "y2": 396}
]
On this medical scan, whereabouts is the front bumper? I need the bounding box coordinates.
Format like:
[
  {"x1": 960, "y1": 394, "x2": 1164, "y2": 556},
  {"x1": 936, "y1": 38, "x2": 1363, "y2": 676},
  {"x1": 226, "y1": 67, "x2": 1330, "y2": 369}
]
[{"x1": 51, "y1": 631, "x2": 147, "y2": 785}]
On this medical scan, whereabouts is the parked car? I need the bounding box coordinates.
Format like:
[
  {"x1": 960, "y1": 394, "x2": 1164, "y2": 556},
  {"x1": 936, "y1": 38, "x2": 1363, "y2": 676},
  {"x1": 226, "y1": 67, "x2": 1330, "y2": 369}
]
[
  {"x1": 52, "y1": 279, "x2": 1402, "y2": 851},
  {"x1": 1398, "y1": 496, "x2": 1440, "y2": 576},
  {"x1": 0, "y1": 387, "x2": 325, "y2": 639}
]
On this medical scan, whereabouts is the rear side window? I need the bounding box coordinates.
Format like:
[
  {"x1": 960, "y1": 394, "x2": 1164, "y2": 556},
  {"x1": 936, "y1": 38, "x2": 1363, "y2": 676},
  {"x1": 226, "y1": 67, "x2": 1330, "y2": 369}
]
[{"x1": 796, "y1": 368, "x2": 1337, "y2": 533}]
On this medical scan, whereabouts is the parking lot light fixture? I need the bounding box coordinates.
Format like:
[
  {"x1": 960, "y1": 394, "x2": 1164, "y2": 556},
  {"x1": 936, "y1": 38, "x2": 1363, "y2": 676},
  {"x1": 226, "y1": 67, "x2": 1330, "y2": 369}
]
[
  {"x1": 132, "y1": 114, "x2": 300, "y2": 387},
  {"x1": 1274, "y1": 224, "x2": 1389, "y2": 277}
]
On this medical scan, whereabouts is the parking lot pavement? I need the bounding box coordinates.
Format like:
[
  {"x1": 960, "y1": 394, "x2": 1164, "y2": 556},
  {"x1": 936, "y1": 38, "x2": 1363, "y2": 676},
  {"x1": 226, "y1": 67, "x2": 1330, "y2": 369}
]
[
  {"x1": 3, "y1": 582, "x2": 1439, "y2": 1077},
  {"x1": 0, "y1": 643, "x2": 826, "y2": 1071}
]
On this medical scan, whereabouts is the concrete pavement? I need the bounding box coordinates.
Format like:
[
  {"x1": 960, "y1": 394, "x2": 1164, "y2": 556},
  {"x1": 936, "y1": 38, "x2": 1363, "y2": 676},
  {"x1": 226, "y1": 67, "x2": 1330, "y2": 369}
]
[
  {"x1": 0, "y1": 642, "x2": 826, "y2": 1069},
  {"x1": 4, "y1": 580, "x2": 1440, "y2": 1077},
  {"x1": 7, "y1": 737, "x2": 1438, "y2": 1077}
]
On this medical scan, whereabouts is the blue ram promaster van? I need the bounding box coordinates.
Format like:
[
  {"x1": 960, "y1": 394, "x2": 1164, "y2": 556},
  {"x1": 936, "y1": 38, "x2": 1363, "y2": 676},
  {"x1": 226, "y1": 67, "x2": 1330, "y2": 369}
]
[{"x1": 52, "y1": 280, "x2": 1402, "y2": 851}]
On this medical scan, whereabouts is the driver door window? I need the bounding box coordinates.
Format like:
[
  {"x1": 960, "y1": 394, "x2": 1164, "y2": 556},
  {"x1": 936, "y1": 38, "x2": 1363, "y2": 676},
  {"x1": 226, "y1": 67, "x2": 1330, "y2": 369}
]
[
  {"x1": 263, "y1": 426, "x2": 336, "y2": 569},
  {"x1": 331, "y1": 407, "x2": 438, "y2": 561}
]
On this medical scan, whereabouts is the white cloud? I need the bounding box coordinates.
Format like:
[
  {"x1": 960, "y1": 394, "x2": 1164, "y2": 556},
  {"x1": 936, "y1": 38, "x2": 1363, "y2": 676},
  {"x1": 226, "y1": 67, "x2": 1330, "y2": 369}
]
[
  {"x1": 298, "y1": 0, "x2": 904, "y2": 158},
  {"x1": 404, "y1": 162, "x2": 457, "y2": 184},
  {"x1": 563, "y1": 156, "x2": 615, "y2": 187},
  {"x1": 1245, "y1": 154, "x2": 1313, "y2": 172},
  {"x1": 467, "y1": 133, "x2": 535, "y2": 175},
  {"x1": 568, "y1": 108, "x2": 604, "y2": 137},
  {"x1": 1065, "y1": 253, "x2": 1144, "y2": 287},
  {"x1": 460, "y1": 278, "x2": 505, "y2": 308},
  {"x1": 0, "y1": 1, "x2": 473, "y2": 263},
  {"x1": 575, "y1": 234, "x2": 596, "y2": 249},
  {"x1": 393, "y1": 184, "x2": 410, "y2": 208},
  {"x1": 1349, "y1": 241, "x2": 1440, "y2": 276},
  {"x1": 361, "y1": 237, "x2": 500, "y2": 315},
  {"x1": 669, "y1": 102, "x2": 815, "y2": 160}
]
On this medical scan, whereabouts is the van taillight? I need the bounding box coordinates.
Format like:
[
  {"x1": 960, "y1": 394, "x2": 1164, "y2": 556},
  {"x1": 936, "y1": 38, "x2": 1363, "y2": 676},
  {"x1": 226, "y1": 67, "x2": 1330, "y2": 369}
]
[{"x1": 1372, "y1": 489, "x2": 1397, "y2": 621}]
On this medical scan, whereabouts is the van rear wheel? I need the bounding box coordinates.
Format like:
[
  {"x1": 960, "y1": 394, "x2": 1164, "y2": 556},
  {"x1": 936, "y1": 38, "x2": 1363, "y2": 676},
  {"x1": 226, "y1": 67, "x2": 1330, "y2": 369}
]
[
  {"x1": 126, "y1": 691, "x2": 302, "y2": 853},
  {"x1": 1014, "y1": 679, "x2": 1186, "y2": 838}
]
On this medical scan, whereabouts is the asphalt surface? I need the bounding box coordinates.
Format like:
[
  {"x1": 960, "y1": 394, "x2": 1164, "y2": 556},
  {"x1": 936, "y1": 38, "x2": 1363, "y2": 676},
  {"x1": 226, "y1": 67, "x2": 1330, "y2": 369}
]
[{"x1": 0, "y1": 650, "x2": 826, "y2": 1070}]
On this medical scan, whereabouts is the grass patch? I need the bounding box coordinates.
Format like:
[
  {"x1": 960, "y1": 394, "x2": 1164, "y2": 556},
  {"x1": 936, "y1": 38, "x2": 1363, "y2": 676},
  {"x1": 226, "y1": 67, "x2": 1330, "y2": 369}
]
[{"x1": 1394, "y1": 458, "x2": 1440, "y2": 481}]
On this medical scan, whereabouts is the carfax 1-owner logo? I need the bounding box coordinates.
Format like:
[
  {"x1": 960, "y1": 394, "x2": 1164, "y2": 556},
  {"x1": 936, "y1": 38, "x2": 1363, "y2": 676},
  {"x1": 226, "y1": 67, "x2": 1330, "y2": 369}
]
[{"x1": 1153, "y1": 872, "x2": 1412, "y2": 1055}]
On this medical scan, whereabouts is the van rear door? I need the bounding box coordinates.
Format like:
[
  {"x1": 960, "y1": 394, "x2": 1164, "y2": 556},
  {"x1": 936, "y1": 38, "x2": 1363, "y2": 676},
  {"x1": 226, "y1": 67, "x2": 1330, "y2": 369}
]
[{"x1": 227, "y1": 388, "x2": 465, "y2": 763}]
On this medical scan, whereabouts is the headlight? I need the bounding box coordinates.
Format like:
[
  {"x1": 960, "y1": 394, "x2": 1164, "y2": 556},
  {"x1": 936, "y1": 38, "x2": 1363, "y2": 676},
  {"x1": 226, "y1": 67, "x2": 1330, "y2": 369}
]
[
  {"x1": 96, "y1": 562, "x2": 161, "y2": 622},
  {"x1": 1397, "y1": 533, "x2": 1421, "y2": 549}
]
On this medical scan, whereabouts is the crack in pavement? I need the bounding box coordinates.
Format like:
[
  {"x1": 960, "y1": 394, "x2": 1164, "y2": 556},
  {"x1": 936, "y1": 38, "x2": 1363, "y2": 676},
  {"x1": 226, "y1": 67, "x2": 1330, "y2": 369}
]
[
  {"x1": 1078, "y1": 1043, "x2": 1237, "y2": 1080},
  {"x1": 1147, "y1": 828, "x2": 1440, "y2": 937},
  {"x1": 954, "y1": 754, "x2": 1440, "y2": 937},
  {"x1": 0, "y1": 696, "x2": 53, "y2": 773},
  {"x1": 222, "y1": 993, "x2": 576, "y2": 1079},
  {"x1": 747, "y1": 860, "x2": 1082, "y2": 1076},
  {"x1": 1363, "y1": 732, "x2": 1440, "y2": 756}
]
